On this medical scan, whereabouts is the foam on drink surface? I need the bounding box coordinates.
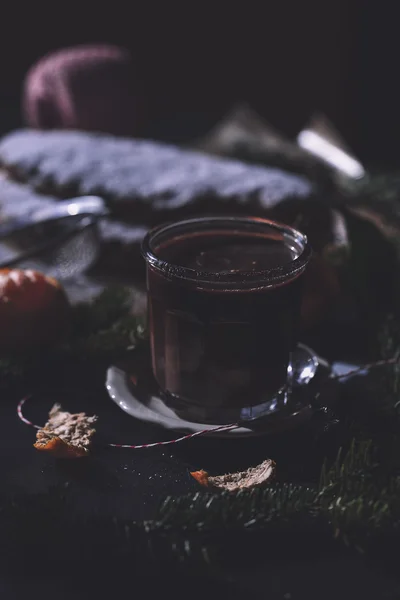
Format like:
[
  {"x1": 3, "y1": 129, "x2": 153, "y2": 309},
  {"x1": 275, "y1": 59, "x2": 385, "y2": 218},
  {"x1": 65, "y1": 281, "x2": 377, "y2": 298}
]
[{"x1": 160, "y1": 231, "x2": 298, "y2": 273}]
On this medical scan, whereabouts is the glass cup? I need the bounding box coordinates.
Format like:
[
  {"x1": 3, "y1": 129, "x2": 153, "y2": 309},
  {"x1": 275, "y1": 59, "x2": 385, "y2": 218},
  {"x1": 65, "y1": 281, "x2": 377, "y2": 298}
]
[{"x1": 141, "y1": 216, "x2": 312, "y2": 423}]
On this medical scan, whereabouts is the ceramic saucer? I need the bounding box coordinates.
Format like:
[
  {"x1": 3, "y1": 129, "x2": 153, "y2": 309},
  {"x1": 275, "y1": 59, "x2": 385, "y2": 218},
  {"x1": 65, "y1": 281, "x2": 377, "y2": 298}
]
[{"x1": 106, "y1": 343, "x2": 332, "y2": 438}]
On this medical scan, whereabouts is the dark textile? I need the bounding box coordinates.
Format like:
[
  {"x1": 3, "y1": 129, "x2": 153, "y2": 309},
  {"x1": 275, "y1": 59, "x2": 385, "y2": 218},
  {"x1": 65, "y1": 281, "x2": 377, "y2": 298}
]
[{"x1": 0, "y1": 129, "x2": 313, "y2": 223}]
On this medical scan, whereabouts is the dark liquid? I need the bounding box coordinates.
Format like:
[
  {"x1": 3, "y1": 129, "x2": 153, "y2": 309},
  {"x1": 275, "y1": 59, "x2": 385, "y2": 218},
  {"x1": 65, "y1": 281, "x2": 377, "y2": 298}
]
[{"x1": 147, "y1": 230, "x2": 304, "y2": 412}]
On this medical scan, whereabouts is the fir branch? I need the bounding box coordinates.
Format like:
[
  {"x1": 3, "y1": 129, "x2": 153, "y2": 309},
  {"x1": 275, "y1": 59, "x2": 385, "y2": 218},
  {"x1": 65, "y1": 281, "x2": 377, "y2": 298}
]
[
  {"x1": 69, "y1": 286, "x2": 133, "y2": 339},
  {"x1": 156, "y1": 485, "x2": 317, "y2": 533},
  {"x1": 0, "y1": 286, "x2": 146, "y2": 386},
  {"x1": 4, "y1": 441, "x2": 400, "y2": 573},
  {"x1": 63, "y1": 314, "x2": 146, "y2": 359}
]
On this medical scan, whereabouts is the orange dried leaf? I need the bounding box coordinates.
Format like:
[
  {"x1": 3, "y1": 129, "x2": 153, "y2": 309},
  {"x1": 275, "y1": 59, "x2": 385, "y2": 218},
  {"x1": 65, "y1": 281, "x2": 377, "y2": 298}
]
[
  {"x1": 191, "y1": 459, "x2": 275, "y2": 492},
  {"x1": 34, "y1": 403, "x2": 97, "y2": 459},
  {"x1": 190, "y1": 470, "x2": 210, "y2": 487},
  {"x1": 34, "y1": 436, "x2": 87, "y2": 458}
]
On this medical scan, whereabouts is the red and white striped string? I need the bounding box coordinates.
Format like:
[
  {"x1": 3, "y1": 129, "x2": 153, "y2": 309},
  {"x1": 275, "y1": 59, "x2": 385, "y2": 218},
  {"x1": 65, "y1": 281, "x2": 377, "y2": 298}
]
[
  {"x1": 17, "y1": 396, "x2": 239, "y2": 448},
  {"x1": 16, "y1": 357, "x2": 399, "y2": 449},
  {"x1": 17, "y1": 397, "x2": 41, "y2": 430}
]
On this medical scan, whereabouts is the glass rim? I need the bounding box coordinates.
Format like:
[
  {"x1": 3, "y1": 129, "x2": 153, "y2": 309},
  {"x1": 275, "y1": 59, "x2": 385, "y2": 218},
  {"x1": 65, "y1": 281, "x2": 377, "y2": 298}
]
[{"x1": 141, "y1": 215, "x2": 312, "y2": 288}]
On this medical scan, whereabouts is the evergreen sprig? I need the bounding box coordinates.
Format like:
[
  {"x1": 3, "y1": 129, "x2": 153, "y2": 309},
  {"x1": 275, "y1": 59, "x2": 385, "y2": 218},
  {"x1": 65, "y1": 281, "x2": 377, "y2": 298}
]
[
  {"x1": 3, "y1": 440, "x2": 400, "y2": 574},
  {"x1": 0, "y1": 286, "x2": 145, "y2": 386}
]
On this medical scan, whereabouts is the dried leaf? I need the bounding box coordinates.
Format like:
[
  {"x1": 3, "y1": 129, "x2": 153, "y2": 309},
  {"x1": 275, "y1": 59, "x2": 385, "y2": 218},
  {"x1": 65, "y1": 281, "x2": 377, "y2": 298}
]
[
  {"x1": 191, "y1": 459, "x2": 275, "y2": 492},
  {"x1": 34, "y1": 403, "x2": 97, "y2": 458},
  {"x1": 34, "y1": 436, "x2": 87, "y2": 458}
]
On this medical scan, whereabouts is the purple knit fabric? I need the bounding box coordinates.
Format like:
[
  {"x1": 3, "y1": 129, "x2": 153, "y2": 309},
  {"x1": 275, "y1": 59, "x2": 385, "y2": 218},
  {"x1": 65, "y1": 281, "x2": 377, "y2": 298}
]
[{"x1": 23, "y1": 45, "x2": 140, "y2": 136}]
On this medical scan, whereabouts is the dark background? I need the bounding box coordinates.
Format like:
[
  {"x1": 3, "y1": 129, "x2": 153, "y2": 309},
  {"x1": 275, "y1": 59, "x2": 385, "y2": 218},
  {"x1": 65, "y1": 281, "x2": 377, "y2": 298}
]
[
  {"x1": 3, "y1": 5, "x2": 400, "y2": 598},
  {"x1": 0, "y1": 3, "x2": 396, "y2": 166}
]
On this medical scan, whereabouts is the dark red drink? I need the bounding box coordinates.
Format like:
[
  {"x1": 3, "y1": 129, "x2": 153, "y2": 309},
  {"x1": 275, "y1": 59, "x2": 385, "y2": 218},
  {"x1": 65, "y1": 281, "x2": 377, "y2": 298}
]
[{"x1": 142, "y1": 217, "x2": 311, "y2": 419}]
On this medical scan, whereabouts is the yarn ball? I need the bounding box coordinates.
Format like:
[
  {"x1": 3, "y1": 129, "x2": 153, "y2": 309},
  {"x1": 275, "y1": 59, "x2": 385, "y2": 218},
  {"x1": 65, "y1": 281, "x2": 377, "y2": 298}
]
[{"x1": 23, "y1": 44, "x2": 142, "y2": 136}]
